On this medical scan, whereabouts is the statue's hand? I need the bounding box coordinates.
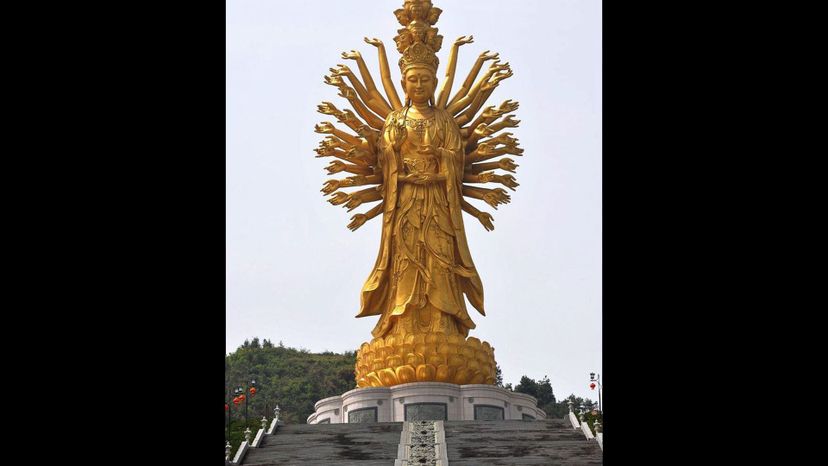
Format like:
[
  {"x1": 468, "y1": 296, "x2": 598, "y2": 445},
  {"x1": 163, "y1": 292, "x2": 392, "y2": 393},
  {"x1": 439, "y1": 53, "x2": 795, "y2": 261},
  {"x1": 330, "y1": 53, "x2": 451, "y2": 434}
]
[
  {"x1": 386, "y1": 120, "x2": 407, "y2": 151},
  {"x1": 497, "y1": 158, "x2": 519, "y2": 173},
  {"x1": 323, "y1": 74, "x2": 344, "y2": 87},
  {"x1": 477, "y1": 212, "x2": 495, "y2": 231},
  {"x1": 345, "y1": 196, "x2": 363, "y2": 211},
  {"x1": 480, "y1": 50, "x2": 499, "y2": 61},
  {"x1": 325, "y1": 160, "x2": 347, "y2": 174},
  {"x1": 315, "y1": 122, "x2": 335, "y2": 134},
  {"x1": 497, "y1": 174, "x2": 519, "y2": 191},
  {"x1": 454, "y1": 35, "x2": 474, "y2": 47},
  {"x1": 321, "y1": 179, "x2": 340, "y2": 195},
  {"x1": 504, "y1": 145, "x2": 524, "y2": 156},
  {"x1": 480, "y1": 106, "x2": 498, "y2": 120},
  {"x1": 473, "y1": 123, "x2": 496, "y2": 139},
  {"x1": 327, "y1": 191, "x2": 350, "y2": 206},
  {"x1": 330, "y1": 64, "x2": 352, "y2": 77},
  {"x1": 490, "y1": 132, "x2": 517, "y2": 146},
  {"x1": 498, "y1": 99, "x2": 520, "y2": 114},
  {"x1": 314, "y1": 147, "x2": 330, "y2": 157},
  {"x1": 501, "y1": 115, "x2": 521, "y2": 127},
  {"x1": 364, "y1": 37, "x2": 384, "y2": 48},
  {"x1": 409, "y1": 173, "x2": 433, "y2": 185},
  {"x1": 483, "y1": 188, "x2": 511, "y2": 209},
  {"x1": 488, "y1": 61, "x2": 510, "y2": 74},
  {"x1": 348, "y1": 214, "x2": 367, "y2": 231},
  {"x1": 490, "y1": 70, "x2": 513, "y2": 86},
  {"x1": 317, "y1": 101, "x2": 340, "y2": 116},
  {"x1": 476, "y1": 143, "x2": 495, "y2": 156},
  {"x1": 342, "y1": 50, "x2": 362, "y2": 60}
]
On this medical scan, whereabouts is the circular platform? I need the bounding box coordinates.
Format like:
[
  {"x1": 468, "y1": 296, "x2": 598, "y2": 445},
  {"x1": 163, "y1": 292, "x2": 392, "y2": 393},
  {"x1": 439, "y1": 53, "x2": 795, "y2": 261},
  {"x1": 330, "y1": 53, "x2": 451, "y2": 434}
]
[{"x1": 307, "y1": 382, "x2": 546, "y2": 424}]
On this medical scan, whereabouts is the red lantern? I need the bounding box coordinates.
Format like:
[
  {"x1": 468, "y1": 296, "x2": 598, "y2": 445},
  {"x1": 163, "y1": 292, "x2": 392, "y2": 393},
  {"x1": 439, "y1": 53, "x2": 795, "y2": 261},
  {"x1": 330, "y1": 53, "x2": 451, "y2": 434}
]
[
  {"x1": 225, "y1": 404, "x2": 229, "y2": 411},
  {"x1": 233, "y1": 397, "x2": 240, "y2": 405},
  {"x1": 590, "y1": 382, "x2": 596, "y2": 390},
  {"x1": 249, "y1": 387, "x2": 257, "y2": 396},
  {"x1": 239, "y1": 394, "x2": 246, "y2": 402}
]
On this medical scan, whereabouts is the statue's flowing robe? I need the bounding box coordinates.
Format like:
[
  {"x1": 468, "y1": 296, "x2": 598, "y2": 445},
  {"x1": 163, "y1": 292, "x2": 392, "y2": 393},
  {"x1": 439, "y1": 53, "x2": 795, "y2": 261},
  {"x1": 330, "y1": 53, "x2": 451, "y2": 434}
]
[{"x1": 356, "y1": 107, "x2": 485, "y2": 338}]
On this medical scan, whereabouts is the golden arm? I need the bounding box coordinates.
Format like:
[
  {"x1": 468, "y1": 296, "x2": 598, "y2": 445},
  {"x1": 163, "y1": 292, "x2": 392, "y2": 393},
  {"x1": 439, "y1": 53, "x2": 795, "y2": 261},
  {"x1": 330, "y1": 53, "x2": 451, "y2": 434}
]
[
  {"x1": 436, "y1": 36, "x2": 474, "y2": 108},
  {"x1": 446, "y1": 51, "x2": 500, "y2": 108}
]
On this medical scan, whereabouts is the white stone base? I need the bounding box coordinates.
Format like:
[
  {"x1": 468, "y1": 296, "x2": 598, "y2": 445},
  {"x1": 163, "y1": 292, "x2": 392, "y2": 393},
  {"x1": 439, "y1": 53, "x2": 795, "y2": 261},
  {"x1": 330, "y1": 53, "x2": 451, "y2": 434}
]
[{"x1": 307, "y1": 382, "x2": 546, "y2": 424}]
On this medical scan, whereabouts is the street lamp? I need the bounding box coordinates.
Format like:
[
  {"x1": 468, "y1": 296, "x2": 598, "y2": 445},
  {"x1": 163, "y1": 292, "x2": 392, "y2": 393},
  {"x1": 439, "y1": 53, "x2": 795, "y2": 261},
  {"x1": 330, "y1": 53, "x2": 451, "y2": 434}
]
[
  {"x1": 589, "y1": 372, "x2": 602, "y2": 413},
  {"x1": 234, "y1": 379, "x2": 257, "y2": 424}
]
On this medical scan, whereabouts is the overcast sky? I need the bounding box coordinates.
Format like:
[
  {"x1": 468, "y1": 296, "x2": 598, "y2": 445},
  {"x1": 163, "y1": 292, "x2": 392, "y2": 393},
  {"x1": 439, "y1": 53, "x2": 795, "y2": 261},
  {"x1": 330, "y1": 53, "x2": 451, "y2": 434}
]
[{"x1": 227, "y1": 0, "x2": 602, "y2": 404}]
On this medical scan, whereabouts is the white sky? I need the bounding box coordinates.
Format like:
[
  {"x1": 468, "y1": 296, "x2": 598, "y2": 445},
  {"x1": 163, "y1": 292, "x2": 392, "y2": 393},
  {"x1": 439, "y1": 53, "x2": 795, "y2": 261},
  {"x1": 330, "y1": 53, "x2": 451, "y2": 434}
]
[{"x1": 227, "y1": 0, "x2": 601, "y2": 403}]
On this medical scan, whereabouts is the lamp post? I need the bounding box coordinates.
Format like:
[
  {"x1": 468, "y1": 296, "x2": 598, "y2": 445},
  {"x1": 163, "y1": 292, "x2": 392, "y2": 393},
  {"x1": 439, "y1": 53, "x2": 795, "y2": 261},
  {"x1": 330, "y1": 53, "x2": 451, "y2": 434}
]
[
  {"x1": 234, "y1": 379, "x2": 257, "y2": 424},
  {"x1": 589, "y1": 372, "x2": 602, "y2": 413}
]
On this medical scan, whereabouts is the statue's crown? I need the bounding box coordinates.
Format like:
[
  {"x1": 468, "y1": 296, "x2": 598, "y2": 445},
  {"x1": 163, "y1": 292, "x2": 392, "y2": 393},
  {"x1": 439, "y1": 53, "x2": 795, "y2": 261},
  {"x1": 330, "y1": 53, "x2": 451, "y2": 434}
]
[{"x1": 393, "y1": 0, "x2": 442, "y2": 74}]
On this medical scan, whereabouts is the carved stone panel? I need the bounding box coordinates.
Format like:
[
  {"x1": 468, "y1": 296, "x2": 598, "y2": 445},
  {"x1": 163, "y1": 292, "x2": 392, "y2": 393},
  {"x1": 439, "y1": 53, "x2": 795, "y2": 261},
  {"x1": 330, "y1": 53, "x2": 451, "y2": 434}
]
[
  {"x1": 474, "y1": 404, "x2": 505, "y2": 421},
  {"x1": 348, "y1": 407, "x2": 378, "y2": 423},
  {"x1": 404, "y1": 402, "x2": 448, "y2": 421}
]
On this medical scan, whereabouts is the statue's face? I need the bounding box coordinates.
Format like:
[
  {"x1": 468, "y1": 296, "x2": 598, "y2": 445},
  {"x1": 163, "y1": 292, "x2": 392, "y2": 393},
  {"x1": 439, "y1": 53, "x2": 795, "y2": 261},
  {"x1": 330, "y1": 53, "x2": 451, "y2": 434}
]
[{"x1": 402, "y1": 67, "x2": 436, "y2": 106}]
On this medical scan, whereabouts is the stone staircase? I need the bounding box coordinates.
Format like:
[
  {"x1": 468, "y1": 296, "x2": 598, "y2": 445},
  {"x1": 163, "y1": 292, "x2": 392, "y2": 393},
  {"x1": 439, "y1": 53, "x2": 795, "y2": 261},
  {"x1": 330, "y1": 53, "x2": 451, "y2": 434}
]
[
  {"x1": 444, "y1": 419, "x2": 603, "y2": 465},
  {"x1": 242, "y1": 422, "x2": 403, "y2": 466},
  {"x1": 239, "y1": 418, "x2": 602, "y2": 465}
]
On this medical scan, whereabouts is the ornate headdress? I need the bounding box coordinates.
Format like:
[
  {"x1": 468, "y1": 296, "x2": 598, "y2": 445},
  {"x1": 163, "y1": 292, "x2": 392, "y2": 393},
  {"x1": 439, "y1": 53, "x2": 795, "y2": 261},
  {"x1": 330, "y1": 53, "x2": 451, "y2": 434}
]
[{"x1": 394, "y1": 0, "x2": 442, "y2": 74}]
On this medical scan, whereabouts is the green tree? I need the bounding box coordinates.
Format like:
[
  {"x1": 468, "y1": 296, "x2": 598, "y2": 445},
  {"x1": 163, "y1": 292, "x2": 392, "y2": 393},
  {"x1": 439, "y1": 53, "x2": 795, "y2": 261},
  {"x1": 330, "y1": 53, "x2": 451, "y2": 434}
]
[
  {"x1": 514, "y1": 375, "x2": 557, "y2": 413},
  {"x1": 225, "y1": 338, "x2": 356, "y2": 427}
]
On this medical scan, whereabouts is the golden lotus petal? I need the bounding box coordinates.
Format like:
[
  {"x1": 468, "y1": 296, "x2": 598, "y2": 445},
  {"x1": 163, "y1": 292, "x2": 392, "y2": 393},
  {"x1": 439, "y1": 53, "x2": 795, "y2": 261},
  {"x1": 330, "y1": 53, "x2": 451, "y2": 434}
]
[
  {"x1": 406, "y1": 352, "x2": 425, "y2": 367},
  {"x1": 435, "y1": 364, "x2": 454, "y2": 382},
  {"x1": 395, "y1": 365, "x2": 416, "y2": 384},
  {"x1": 466, "y1": 337, "x2": 481, "y2": 349},
  {"x1": 366, "y1": 372, "x2": 382, "y2": 387},
  {"x1": 416, "y1": 364, "x2": 437, "y2": 381},
  {"x1": 447, "y1": 355, "x2": 465, "y2": 367},
  {"x1": 427, "y1": 354, "x2": 447, "y2": 367},
  {"x1": 452, "y1": 367, "x2": 471, "y2": 385},
  {"x1": 468, "y1": 371, "x2": 486, "y2": 384},
  {"x1": 378, "y1": 368, "x2": 398, "y2": 386},
  {"x1": 385, "y1": 335, "x2": 397, "y2": 347}
]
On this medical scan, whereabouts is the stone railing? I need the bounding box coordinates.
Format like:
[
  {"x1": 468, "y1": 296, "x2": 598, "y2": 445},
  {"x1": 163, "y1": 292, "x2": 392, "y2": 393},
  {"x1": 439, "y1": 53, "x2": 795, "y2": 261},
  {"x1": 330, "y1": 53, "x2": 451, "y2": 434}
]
[
  {"x1": 567, "y1": 400, "x2": 603, "y2": 451},
  {"x1": 226, "y1": 405, "x2": 281, "y2": 464}
]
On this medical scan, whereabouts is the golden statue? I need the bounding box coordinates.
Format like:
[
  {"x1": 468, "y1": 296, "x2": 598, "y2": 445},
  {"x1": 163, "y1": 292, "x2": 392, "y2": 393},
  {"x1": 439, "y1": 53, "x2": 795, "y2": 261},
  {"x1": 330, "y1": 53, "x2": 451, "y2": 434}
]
[{"x1": 316, "y1": 0, "x2": 522, "y2": 388}]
